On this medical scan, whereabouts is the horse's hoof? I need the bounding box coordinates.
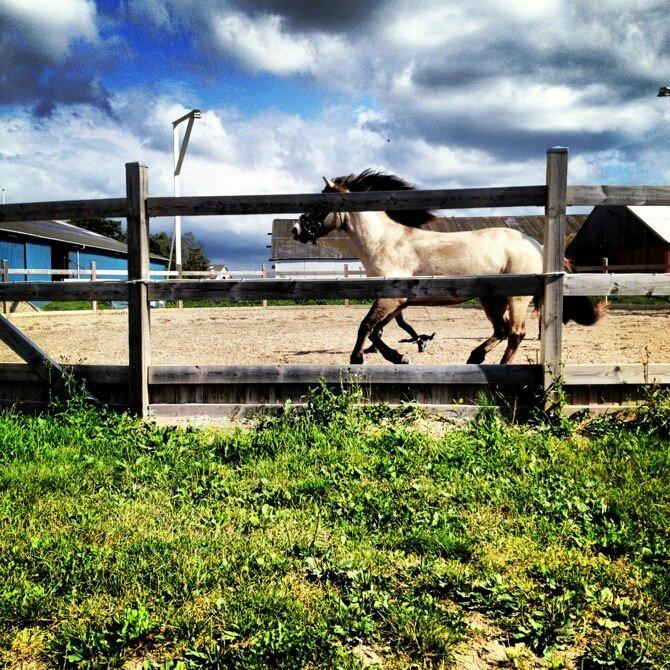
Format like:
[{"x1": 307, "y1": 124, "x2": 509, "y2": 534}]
[
  {"x1": 350, "y1": 354, "x2": 364, "y2": 365},
  {"x1": 398, "y1": 354, "x2": 410, "y2": 365}
]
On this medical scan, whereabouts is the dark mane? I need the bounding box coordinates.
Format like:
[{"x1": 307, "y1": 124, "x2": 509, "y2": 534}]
[{"x1": 333, "y1": 169, "x2": 436, "y2": 228}]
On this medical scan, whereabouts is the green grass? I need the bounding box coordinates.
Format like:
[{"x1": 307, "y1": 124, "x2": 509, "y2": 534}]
[
  {"x1": 0, "y1": 386, "x2": 669, "y2": 668},
  {"x1": 42, "y1": 301, "x2": 113, "y2": 311}
]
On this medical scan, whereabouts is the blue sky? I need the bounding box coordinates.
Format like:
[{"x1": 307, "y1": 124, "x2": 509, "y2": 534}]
[{"x1": 1, "y1": 0, "x2": 669, "y2": 267}]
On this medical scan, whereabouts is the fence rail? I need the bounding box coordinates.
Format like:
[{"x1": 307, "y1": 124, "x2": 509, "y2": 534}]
[
  {"x1": 4, "y1": 184, "x2": 670, "y2": 224},
  {"x1": 0, "y1": 147, "x2": 668, "y2": 416},
  {"x1": 0, "y1": 273, "x2": 667, "y2": 304}
]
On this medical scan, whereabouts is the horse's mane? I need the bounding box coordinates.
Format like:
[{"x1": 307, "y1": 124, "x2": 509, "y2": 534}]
[{"x1": 333, "y1": 169, "x2": 436, "y2": 228}]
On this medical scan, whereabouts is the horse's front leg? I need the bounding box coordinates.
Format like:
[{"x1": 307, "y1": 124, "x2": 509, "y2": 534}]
[{"x1": 395, "y1": 312, "x2": 435, "y2": 353}]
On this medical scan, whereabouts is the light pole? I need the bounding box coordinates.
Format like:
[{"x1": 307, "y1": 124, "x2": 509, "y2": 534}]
[{"x1": 171, "y1": 109, "x2": 201, "y2": 271}]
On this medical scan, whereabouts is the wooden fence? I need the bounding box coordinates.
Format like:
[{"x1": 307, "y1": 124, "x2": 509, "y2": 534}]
[{"x1": 0, "y1": 147, "x2": 668, "y2": 417}]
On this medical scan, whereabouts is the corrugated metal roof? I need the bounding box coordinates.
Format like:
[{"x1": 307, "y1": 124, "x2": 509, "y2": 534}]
[
  {"x1": 0, "y1": 220, "x2": 168, "y2": 261},
  {"x1": 271, "y1": 215, "x2": 586, "y2": 261},
  {"x1": 627, "y1": 206, "x2": 670, "y2": 243}
]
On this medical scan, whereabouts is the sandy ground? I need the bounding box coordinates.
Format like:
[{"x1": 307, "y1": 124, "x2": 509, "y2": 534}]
[{"x1": 2, "y1": 305, "x2": 668, "y2": 366}]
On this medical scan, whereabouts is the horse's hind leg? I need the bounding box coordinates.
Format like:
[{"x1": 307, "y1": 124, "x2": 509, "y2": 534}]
[
  {"x1": 366, "y1": 313, "x2": 427, "y2": 354},
  {"x1": 499, "y1": 296, "x2": 531, "y2": 364},
  {"x1": 466, "y1": 298, "x2": 509, "y2": 364},
  {"x1": 351, "y1": 299, "x2": 405, "y2": 364}
]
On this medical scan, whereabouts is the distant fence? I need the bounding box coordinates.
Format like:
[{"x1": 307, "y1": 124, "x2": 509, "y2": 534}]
[{"x1": 0, "y1": 147, "x2": 668, "y2": 417}]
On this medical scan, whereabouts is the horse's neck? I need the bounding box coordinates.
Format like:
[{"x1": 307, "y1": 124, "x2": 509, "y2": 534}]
[{"x1": 346, "y1": 211, "x2": 404, "y2": 274}]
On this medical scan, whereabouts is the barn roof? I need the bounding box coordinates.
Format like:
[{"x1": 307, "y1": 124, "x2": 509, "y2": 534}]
[
  {"x1": 627, "y1": 206, "x2": 670, "y2": 243},
  {"x1": 0, "y1": 220, "x2": 168, "y2": 262},
  {"x1": 271, "y1": 215, "x2": 586, "y2": 261}
]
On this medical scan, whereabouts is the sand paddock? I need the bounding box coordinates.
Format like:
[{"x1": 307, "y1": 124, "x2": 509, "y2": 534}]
[{"x1": 2, "y1": 305, "x2": 668, "y2": 366}]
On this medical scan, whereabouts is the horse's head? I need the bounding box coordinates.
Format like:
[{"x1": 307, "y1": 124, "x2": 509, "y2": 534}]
[{"x1": 292, "y1": 177, "x2": 348, "y2": 244}]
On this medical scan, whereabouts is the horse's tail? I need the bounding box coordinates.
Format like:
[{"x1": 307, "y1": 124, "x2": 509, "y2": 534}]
[{"x1": 532, "y1": 257, "x2": 607, "y2": 329}]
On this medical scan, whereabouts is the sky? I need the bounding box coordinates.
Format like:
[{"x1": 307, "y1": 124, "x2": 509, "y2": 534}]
[{"x1": 1, "y1": 0, "x2": 670, "y2": 268}]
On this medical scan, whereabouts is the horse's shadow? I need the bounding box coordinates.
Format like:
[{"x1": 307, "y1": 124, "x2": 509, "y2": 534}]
[{"x1": 293, "y1": 349, "x2": 347, "y2": 356}]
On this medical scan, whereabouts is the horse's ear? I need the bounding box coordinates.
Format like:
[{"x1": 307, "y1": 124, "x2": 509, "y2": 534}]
[{"x1": 322, "y1": 177, "x2": 335, "y2": 189}]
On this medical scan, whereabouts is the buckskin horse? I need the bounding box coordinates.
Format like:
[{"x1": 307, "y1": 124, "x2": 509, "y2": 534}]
[{"x1": 292, "y1": 170, "x2": 604, "y2": 365}]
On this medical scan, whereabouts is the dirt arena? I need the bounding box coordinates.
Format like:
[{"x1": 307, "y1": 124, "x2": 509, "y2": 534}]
[{"x1": 3, "y1": 305, "x2": 668, "y2": 366}]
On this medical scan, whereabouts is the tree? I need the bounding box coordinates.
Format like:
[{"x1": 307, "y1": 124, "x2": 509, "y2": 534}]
[
  {"x1": 68, "y1": 219, "x2": 126, "y2": 242},
  {"x1": 149, "y1": 231, "x2": 171, "y2": 258},
  {"x1": 182, "y1": 232, "x2": 210, "y2": 271}
]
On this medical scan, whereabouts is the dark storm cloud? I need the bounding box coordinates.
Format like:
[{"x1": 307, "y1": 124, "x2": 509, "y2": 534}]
[
  {"x1": 407, "y1": 111, "x2": 621, "y2": 160},
  {"x1": 0, "y1": 5, "x2": 112, "y2": 116},
  {"x1": 232, "y1": 0, "x2": 384, "y2": 31}
]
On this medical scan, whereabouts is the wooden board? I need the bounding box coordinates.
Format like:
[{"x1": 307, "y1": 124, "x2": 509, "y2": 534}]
[
  {"x1": 147, "y1": 186, "x2": 547, "y2": 217},
  {"x1": 147, "y1": 403, "x2": 488, "y2": 419},
  {"x1": 0, "y1": 273, "x2": 665, "y2": 303},
  {"x1": 147, "y1": 274, "x2": 551, "y2": 301},
  {"x1": 126, "y1": 163, "x2": 151, "y2": 416},
  {"x1": 0, "y1": 198, "x2": 126, "y2": 223},
  {"x1": 567, "y1": 185, "x2": 670, "y2": 206},
  {"x1": 148, "y1": 364, "x2": 542, "y2": 385},
  {"x1": 541, "y1": 148, "x2": 568, "y2": 390},
  {"x1": 0, "y1": 282, "x2": 127, "y2": 301},
  {"x1": 563, "y1": 364, "x2": 670, "y2": 385},
  {"x1": 565, "y1": 273, "x2": 670, "y2": 296}
]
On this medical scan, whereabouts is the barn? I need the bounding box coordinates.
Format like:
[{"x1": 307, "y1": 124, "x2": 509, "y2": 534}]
[
  {"x1": 0, "y1": 220, "x2": 169, "y2": 281},
  {"x1": 566, "y1": 206, "x2": 670, "y2": 271},
  {"x1": 270, "y1": 215, "x2": 586, "y2": 273}
]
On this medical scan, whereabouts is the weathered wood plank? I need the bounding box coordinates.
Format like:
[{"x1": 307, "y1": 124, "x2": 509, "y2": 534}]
[
  {"x1": 0, "y1": 282, "x2": 127, "y2": 301},
  {"x1": 0, "y1": 198, "x2": 126, "y2": 223},
  {"x1": 148, "y1": 274, "x2": 551, "y2": 301},
  {"x1": 564, "y1": 364, "x2": 670, "y2": 385},
  {"x1": 0, "y1": 272, "x2": 665, "y2": 303},
  {"x1": 147, "y1": 186, "x2": 547, "y2": 218},
  {"x1": 148, "y1": 364, "x2": 542, "y2": 385},
  {"x1": 567, "y1": 185, "x2": 670, "y2": 206},
  {"x1": 0, "y1": 316, "x2": 63, "y2": 383},
  {"x1": 564, "y1": 273, "x2": 670, "y2": 296},
  {"x1": 147, "y1": 402, "x2": 489, "y2": 419},
  {"x1": 126, "y1": 163, "x2": 151, "y2": 417},
  {"x1": 0, "y1": 363, "x2": 128, "y2": 384},
  {"x1": 541, "y1": 148, "x2": 568, "y2": 393}
]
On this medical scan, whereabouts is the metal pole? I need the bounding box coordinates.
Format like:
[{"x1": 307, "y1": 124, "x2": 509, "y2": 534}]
[
  {"x1": 91, "y1": 261, "x2": 97, "y2": 314},
  {"x1": 173, "y1": 124, "x2": 182, "y2": 269},
  {"x1": 1, "y1": 260, "x2": 8, "y2": 319}
]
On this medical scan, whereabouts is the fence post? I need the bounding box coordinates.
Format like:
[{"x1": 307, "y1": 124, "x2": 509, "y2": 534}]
[
  {"x1": 541, "y1": 147, "x2": 568, "y2": 403},
  {"x1": 91, "y1": 261, "x2": 97, "y2": 314},
  {"x1": 1, "y1": 260, "x2": 8, "y2": 319},
  {"x1": 126, "y1": 162, "x2": 151, "y2": 416},
  {"x1": 177, "y1": 263, "x2": 183, "y2": 310},
  {"x1": 261, "y1": 264, "x2": 267, "y2": 308},
  {"x1": 343, "y1": 263, "x2": 349, "y2": 308}
]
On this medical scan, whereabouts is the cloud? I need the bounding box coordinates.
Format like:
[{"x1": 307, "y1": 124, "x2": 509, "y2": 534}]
[
  {"x1": 4, "y1": 1, "x2": 670, "y2": 265},
  {"x1": 0, "y1": 0, "x2": 113, "y2": 114},
  {"x1": 213, "y1": 12, "x2": 317, "y2": 75}
]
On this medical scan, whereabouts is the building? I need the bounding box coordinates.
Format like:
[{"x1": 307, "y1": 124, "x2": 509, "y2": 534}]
[
  {"x1": 0, "y1": 220, "x2": 169, "y2": 281},
  {"x1": 270, "y1": 219, "x2": 365, "y2": 276},
  {"x1": 270, "y1": 215, "x2": 586, "y2": 274},
  {"x1": 566, "y1": 206, "x2": 670, "y2": 271}
]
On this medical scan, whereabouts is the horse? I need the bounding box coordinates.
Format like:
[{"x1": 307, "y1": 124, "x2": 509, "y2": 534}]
[{"x1": 292, "y1": 170, "x2": 605, "y2": 365}]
